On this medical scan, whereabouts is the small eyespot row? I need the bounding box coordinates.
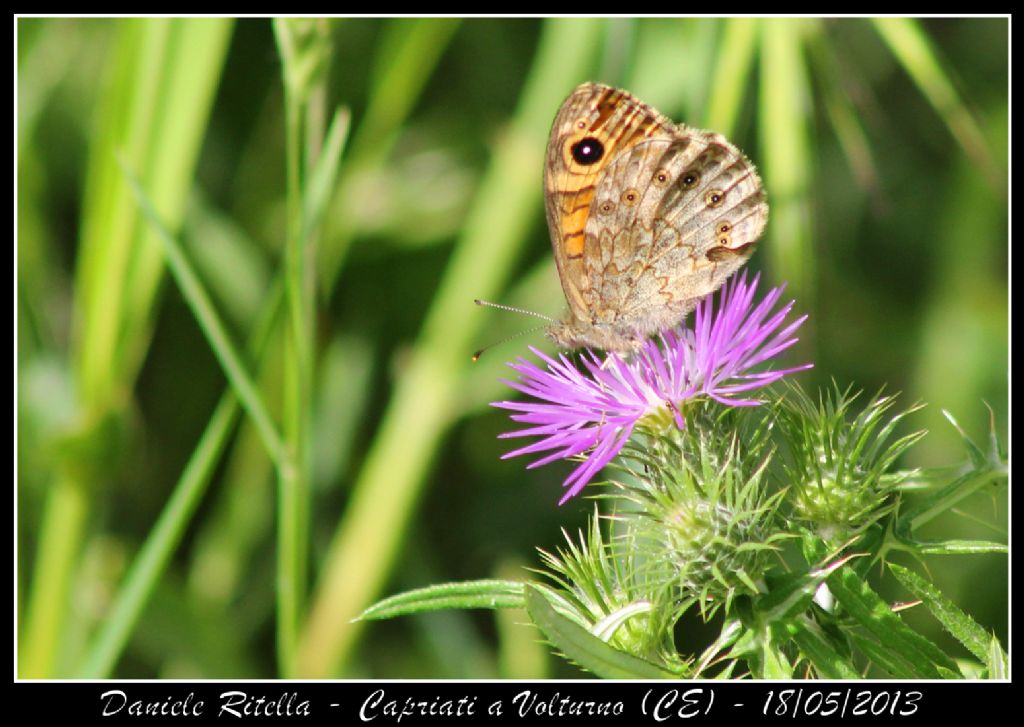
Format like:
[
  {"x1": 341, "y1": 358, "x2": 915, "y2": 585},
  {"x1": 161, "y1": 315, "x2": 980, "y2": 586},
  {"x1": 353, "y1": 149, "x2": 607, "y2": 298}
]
[{"x1": 705, "y1": 189, "x2": 725, "y2": 208}]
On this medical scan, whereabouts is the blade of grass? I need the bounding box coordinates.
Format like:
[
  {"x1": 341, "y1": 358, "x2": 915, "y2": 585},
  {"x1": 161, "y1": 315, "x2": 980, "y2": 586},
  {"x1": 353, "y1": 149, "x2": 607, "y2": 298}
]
[
  {"x1": 759, "y1": 18, "x2": 816, "y2": 306},
  {"x1": 805, "y1": 29, "x2": 880, "y2": 195},
  {"x1": 121, "y1": 161, "x2": 285, "y2": 467},
  {"x1": 703, "y1": 17, "x2": 758, "y2": 135},
  {"x1": 76, "y1": 20, "x2": 234, "y2": 401},
  {"x1": 624, "y1": 18, "x2": 687, "y2": 110},
  {"x1": 17, "y1": 19, "x2": 85, "y2": 154},
  {"x1": 625, "y1": 18, "x2": 717, "y2": 118},
  {"x1": 495, "y1": 559, "x2": 549, "y2": 678},
  {"x1": 907, "y1": 109, "x2": 1008, "y2": 467},
  {"x1": 320, "y1": 18, "x2": 461, "y2": 293},
  {"x1": 871, "y1": 17, "x2": 1002, "y2": 190},
  {"x1": 273, "y1": 17, "x2": 341, "y2": 677},
  {"x1": 596, "y1": 17, "x2": 637, "y2": 87}
]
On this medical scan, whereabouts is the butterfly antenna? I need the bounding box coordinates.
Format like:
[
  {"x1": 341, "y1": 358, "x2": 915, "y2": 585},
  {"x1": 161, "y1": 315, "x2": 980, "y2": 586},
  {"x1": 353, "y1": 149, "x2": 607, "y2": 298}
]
[
  {"x1": 473, "y1": 299, "x2": 556, "y2": 322},
  {"x1": 471, "y1": 324, "x2": 548, "y2": 362},
  {"x1": 472, "y1": 299, "x2": 555, "y2": 362}
]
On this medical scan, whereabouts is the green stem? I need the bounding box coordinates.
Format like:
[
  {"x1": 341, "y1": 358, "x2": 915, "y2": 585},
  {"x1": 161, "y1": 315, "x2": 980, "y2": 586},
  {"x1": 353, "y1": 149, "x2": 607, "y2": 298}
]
[
  {"x1": 273, "y1": 17, "x2": 330, "y2": 677},
  {"x1": 902, "y1": 464, "x2": 1008, "y2": 534},
  {"x1": 278, "y1": 57, "x2": 305, "y2": 681},
  {"x1": 19, "y1": 475, "x2": 88, "y2": 677}
]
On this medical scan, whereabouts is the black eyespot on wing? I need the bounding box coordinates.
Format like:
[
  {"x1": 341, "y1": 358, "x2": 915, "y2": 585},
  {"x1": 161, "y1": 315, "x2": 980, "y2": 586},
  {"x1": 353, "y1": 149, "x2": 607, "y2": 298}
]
[{"x1": 571, "y1": 137, "x2": 605, "y2": 165}]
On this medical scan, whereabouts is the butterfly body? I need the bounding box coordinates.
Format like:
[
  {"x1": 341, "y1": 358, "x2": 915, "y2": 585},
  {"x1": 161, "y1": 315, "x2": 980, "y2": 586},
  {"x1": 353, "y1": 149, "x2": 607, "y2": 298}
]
[{"x1": 543, "y1": 82, "x2": 768, "y2": 353}]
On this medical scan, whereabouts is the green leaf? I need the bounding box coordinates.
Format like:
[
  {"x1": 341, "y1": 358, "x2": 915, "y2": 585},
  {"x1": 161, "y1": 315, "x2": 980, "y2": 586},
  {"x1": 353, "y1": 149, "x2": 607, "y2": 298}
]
[
  {"x1": 888, "y1": 563, "x2": 1002, "y2": 664},
  {"x1": 847, "y1": 632, "x2": 917, "y2": 679},
  {"x1": 987, "y1": 635, "x2": 1008, "y2": 679},
  {"x1": 302, "y1": 107, "x2": 352, "y2": 239},
  {"x1": 897, "y1": 470, "x2": 1007, "y2": 538},
  {"x1": 827, "y1": 566, "x2": 959, "y2": 678},
  {"x1": 524, "y1": 585, "x2": 674, "y2": 679},
  {"x1": 789, "y1": 617, "x2": 861, "y2": 679},
  {"x1": 759, "y1": 631, "x2": 794, "y2": 679},
  {"x1": 941, "y1": 409, "x2": 987, "y2": 468},
  {"x1": 695, "y1": 618, "x2": 743, "y2": 676},
  {"x1": 756, "y1": 558, "x2": 847, "y2": 622},
  {"x1": 727, "y1": 622, "x2": 793, "y2": 679},
  {"x1": 985, "y1": 404, "x2": 1007, "y2": 464},
  {"x1": 357, "y1": 579, "x2": 526, "y2": 621}
]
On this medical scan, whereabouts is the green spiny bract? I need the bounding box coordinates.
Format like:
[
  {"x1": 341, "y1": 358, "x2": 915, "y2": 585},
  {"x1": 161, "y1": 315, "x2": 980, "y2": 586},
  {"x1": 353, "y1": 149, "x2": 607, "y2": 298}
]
[{"x1": 779, "y1": 382, "x2": 926, "y2": 545}]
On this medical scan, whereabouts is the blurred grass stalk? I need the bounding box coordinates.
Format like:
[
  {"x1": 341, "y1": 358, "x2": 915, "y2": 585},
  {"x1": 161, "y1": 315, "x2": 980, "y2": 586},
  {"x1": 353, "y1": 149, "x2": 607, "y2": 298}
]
[
  {"x1": 295, "y1": 18, "x2": 606, "y2": 678},
  {"x1": 273, "y1": 18, "x2": 349, "y2": 677},
  {"x1": 758, "y1": 18, "x2": 815, "y2": 310},
  {"x1": 870, "y1": 17, "x2": 1001, "y2": 191},
  {"x1": 909, "y1": 106, "x2": 1007, "y2": 465},
  {"x1": 78, "y1": 18, "x2": 351, "y2": 679},
  {"x1": 702, "y1": 17, "x2": 758, "y2": 135},
  {"x1": 88, "y1": 18, "x2": 350, "y2": 678},
  {"x1": 78, "y1": 274, "x2": 285, "y2": 679},
  {"x1": 319, "y1": 18, "x2": 461, "y2": 296},
  {"x1": 20, "y1": 18, "x2": 232, "y2": 678}
]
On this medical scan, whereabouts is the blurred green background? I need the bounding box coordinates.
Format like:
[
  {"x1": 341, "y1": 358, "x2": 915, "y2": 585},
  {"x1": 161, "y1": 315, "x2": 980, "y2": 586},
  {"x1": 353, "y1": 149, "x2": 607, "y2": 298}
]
[{"x1": 17, "y1": 17, "x2": 1007, "y2": 679}]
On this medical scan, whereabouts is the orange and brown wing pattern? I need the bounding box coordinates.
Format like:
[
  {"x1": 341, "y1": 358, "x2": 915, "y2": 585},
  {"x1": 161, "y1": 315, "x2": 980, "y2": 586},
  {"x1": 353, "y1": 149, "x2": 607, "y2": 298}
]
[{"x1": 543, "y1": 83, "x2": 672, "y2": 320}]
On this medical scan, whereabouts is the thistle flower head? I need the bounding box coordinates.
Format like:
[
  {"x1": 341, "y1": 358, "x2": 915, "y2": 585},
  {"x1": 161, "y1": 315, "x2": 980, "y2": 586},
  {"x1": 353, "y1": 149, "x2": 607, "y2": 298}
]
[
  {"x1": 493, "y1": 273, "x2": 813, "y2": 503},
  {"x1": 779, "y1": 383, "x2": 927, "y2": 544},
  {"x1": 614, "y1": 421, "x2": 791, "y2": 613}
]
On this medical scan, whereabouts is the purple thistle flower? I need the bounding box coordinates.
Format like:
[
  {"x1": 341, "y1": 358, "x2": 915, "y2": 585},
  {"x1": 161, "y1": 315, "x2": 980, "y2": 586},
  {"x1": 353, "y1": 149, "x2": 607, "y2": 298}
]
[{"x1": 492, "y1": 273, "x2": 812, "y2": 504}]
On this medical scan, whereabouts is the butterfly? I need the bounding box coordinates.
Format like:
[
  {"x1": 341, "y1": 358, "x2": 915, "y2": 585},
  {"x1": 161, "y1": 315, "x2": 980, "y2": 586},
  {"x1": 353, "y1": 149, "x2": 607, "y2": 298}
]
[{"x1": 543, "y1": 82, "x2": 768, "y2": 354}]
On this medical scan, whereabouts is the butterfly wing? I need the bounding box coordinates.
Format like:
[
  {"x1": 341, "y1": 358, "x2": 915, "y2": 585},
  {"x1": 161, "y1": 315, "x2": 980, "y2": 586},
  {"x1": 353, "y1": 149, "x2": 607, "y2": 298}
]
[
  {"x1": 544, "y1": 82, "x2": 767, "y2": 352},
  {"x1": 586, "y1": 129, "x2": 768, "y2": 336}
]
